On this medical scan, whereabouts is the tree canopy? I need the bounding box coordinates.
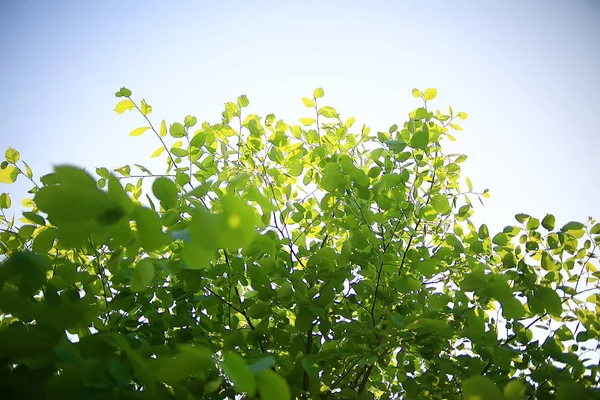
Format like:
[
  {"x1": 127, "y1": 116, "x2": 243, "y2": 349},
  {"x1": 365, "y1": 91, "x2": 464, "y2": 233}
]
[{"x1": 0, "y1": 87, "x2": 599, "y2": 399}]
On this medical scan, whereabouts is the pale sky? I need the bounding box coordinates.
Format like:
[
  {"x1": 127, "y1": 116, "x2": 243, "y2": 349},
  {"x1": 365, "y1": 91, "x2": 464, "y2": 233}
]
[{"x1": 1, "y1": 0, "x2": 599, "y2": 234}]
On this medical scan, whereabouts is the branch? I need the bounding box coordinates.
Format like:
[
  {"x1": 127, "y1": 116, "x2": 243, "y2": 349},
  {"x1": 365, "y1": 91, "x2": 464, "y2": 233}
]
[{"x1": 302, "y1": 321, "x2": 315, "y2": 397}]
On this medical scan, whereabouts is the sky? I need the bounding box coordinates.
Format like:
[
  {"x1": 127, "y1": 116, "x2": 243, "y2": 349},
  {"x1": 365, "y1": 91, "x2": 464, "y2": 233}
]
[{"x1": 1, "y1": 0, "x2": 599, "y2": 234}]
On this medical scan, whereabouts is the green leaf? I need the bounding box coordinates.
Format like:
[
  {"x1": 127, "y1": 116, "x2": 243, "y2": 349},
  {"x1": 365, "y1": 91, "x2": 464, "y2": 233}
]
[
  {"x1": 590, "y1": 223, "x2": 600, "y2": 234},
  {"x1": 313, "y1": 87, "x2": 324, "y2": 99},
  {"x1": 152, "y1": 177, "x2": 178, "y2": 209},
  {"x1": 140, "y1": 99, "x2": 152, "y2": 115},
  {"x1": 221, "y1": 352, "x2": 256, "y2": 395},
  {"x1": 462, "y1": 375, "x2": 503, "y2": 400},
  {"x1": 431, "y1": 195, "x2": 450, "y2": 213},
  {"x1": 170, "y1": 122, "x2": 186, "y2": 138},
  {"x1": 23, "y1": 211, "x2": 45, "y2": 225},
  {"x1": 129, "y1": 127, "x2": 149, "y2": 136},
  {"x1": 238, "y1": 94, "x2": 250, "y2": 107},
  {"x1": 114, "y1": 99, "x2": 135, "y2": 114},
  {"x1": 32, "y1": 227, "x2": 56, "y2": 253},
  {"x1": 156, "y1": 345, "x2": 215, "y2": 384},
  {"x1": 539, "y1": 286, "x2": 562, "y2": 317},
  {"x1": 256, "y1": 369, "x2": 291, "y2": 400},
  {"x1": 1, "y1": 251, "x2": 51, "y2": 296},
  {"x1": 301, "y1": 357, "x2": 320, "y2": 377},
  {"x1": 423, "y1": 88, "x2": 437, "y2": 101},
  {"x1": 561, "y1": 221, "x2": 584, "y2": 232},
  {"x1": 301, "y1": 98, "x2": 315, "y2": 107},
  {"x1": 0, "y1": 165, "x2": 19, "y2": 183},
  {"x1": 96, "y1": 167, "x2": 109, "y2": 178},
  {"x1": 5, "y1": 147, "x2": 20, "y2": 164},
  {"x1": 542, "y1": 214, "x2": 555, "y2": 230},
  {"x1": 504, "y1": 380, "x2": 526, "y2": 399},
  {"x1": 0, "y1": 193, "x2": 10, "y2": 209},
  {"x1": 116, "y1": 87, "x2": 132, "y2": 97},
  {"x1": 249, "y1": 357, "x2": 276, "y2": 375},
  {"x1": 410, "y1": 130, "x2": 429, "y2": 149},
  {"x1": 526, "y1": 217, "x2": 540, "y2": 230},
  {"x1": 184, "y1": 115, "x2": 197, "y2": 128},
  {"x1": 171, "y1": 147, "x2": 188, "y2": 157},
  {"x1": 130, "y1": 258, "x2": 154, "y2": 292},
  {"x1": 34, "y1": 179, "x2": 120, "y2": 226},
  {"x1": 132, "y1": 206, "x2": 169, "y2": 251}
]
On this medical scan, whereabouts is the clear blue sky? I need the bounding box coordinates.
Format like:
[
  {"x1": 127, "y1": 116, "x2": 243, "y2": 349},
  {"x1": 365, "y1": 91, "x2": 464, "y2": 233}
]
[{"x1": 1, "y1": 0, "x2": 599, "y2": 233}]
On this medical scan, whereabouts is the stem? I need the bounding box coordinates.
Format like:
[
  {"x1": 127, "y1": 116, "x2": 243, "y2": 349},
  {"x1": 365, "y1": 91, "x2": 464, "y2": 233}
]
[{"x1": 127, "y1": 96, "x2": 178, "y2": 170}]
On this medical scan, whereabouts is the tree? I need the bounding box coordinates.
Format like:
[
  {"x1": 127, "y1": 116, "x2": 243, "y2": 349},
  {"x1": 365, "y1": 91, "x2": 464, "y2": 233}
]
[{"x1": 0, "y1": 86, "x2": 599, "y2": 400}]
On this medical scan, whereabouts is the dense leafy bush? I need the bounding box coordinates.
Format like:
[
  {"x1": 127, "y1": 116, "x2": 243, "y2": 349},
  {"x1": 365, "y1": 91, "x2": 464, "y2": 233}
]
[{"x1": 0, "y1": 87, "x2": 599, "y2": 399}]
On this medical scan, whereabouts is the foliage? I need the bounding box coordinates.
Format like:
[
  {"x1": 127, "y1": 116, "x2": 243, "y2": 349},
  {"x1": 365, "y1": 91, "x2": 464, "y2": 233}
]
[{"x1": 0, "y1": 86, "x2": 599, "y2": 399}]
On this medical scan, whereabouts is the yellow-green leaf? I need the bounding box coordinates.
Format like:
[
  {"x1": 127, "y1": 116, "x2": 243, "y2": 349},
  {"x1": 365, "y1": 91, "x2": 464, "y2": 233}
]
[
  {"x1": 140, "y1": 99, "x2": 152, "y2": 115},
  {"x1": 22, "y1": 161, "x2": 33, "y2": 178},
  {"x1": 301, "y1": 98, "x2": 315, "y2": 108},
  {"x1": 129, "y1": 127, "x2": 150, "y2": 137},
  {"x1": 458, "y1": 111, "x2": 469, "y2": 120},
  {"x1": 412, "y1": 88, "x2": 421, "y2": 98},
  {"x1": 5, "y1": 147, "x2": 20, "y2": 163},
  {"x1": 160, "y1": 120, "x2": 167, "y2": 137},
  {"x1": 0, "y1": 193, "x2": 10, "y2": 208},
  {"x1": 114, "y1": 99, "x2": 135, "y2": 114},
  {"x1": 423, "y1": 88, "x2": 437, "y2": 101},
  {"x1": 466, "y1": 177, "x2": 473, "y2": 191},
  {"x1": 313, "y1": 87, "x2": 324, "y2": 99},
  {"x1": 21, "y1": 198, "x2": 35, "y2": 208},
  {"x1": 0, "y1": 165, "x2": 19, "y2": 183},
  {"x1": 299, "y1": 118, "x2": 316, "y2": 126},
  {"x1": 150, "y1": 147, "x2": 164, "y2": 158}
]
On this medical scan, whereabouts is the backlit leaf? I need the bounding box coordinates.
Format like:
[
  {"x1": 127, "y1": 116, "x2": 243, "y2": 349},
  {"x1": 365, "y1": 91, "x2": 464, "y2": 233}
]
[
  {"x1": 114, "y1": 99, "x2": 135, "y2": 114},
  {"x1": 0, "y1": 165, "x2": 19, "y2": 183},
  {"x1": 301, "y1": 98, "x2": 315, "y2": 108},
  {"x1": 129, "y1": 127, "x2": 150, "y2": 136},
  {"x1": 5, "y1": 147, "x2": 20, "y2": 163},
  {"x1": 150, "y1": 146, "x2": 164, "y2": 158},
  {"x1": 423, "y1": 88, "x2": 437, "y2": 101}
]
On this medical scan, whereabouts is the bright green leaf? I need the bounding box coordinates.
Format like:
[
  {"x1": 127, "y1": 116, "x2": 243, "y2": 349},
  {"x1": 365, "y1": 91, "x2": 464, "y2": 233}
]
[
  {"x1": 431, "y1": 195, "x2": 450, "y2": 213},
  {"x1": 410, "y1": 130, "x2": 429, "y2": 149}
]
